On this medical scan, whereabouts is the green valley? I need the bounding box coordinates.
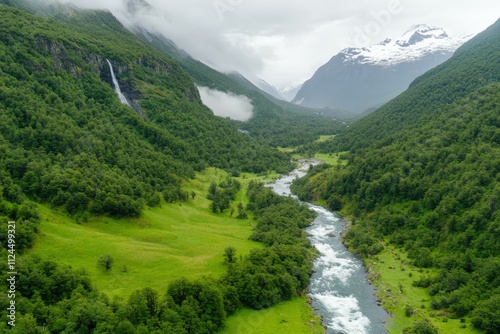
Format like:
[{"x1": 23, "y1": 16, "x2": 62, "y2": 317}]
[
  {"x1": 0, "y1": 2, "x2": 325, "y2": 333},
  {"x1": 1, "y1": 0, "x2": 500, "y2": 333}
]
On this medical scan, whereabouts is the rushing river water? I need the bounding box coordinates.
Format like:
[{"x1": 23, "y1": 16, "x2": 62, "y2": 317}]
[{"x1": 267, "y1": 162, "x2": 388, "y2": 334}]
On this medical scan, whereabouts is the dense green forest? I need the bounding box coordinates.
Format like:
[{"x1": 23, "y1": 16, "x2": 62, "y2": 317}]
[
  {"x1": 292, "y1": 20, "x2": 500, "y2": 334},
  {"x1": 0, "y1": 4, "x2": 293, "y2": 222}
]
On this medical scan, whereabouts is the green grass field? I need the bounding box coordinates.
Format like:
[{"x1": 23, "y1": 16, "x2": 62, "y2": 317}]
[
  {"x1": 220, "y1": 297, "x2": 324, "y2": 334},
  {"x1": 28, "y1": 168, "x2": 262, "y2": 297},
  {"x1": 312, "y1": 153, "x2": 348, "y2": 166},
  {"x1": 365, "y1": 245, "x2": 480, "y2": 334},
  {"x1": 314, "y1": 135, "x2": 336, "y2": 143}
]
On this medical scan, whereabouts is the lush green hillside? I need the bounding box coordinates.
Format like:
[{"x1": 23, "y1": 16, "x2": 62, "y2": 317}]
[
  {"x1": 292, "y1": 19, "x2": 500, "y2": 334},
  {"x1": 8, "y1": 0, "x2": 347, "y2": 147},
  {"x1": 0, "y1": 3, "x2": 328, "y2": 333},
  {"x1": 0, "y1": 4, "x2": 292, "y2": 220}
]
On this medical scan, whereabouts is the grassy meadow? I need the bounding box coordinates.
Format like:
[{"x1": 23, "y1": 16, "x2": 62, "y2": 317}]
[
  {"x1": 220, "y1": 297, "x2": 324, "y2": 334},
  {"x1": 28, "y1": 168, "x2": 264, "y2": 298},
  {"x1": 365, "y1": 245, "x2": 481, "y2": 334},
  {"x1": 26, "y1": 165, "x2": 324, "y2": 333}
]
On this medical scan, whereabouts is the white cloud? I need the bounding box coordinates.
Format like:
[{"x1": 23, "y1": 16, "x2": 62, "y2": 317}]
[
  {"x1": 58, "y1": 0, "x2": 500, "y2": 89},
  {"x1": 198, "y1": 86, "x2": 254, "y2": 121}
]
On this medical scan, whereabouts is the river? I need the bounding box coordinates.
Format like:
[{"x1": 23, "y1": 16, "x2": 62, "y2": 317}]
[{"x1": 267, "y1": 161, "x2": 388, "y2": 334}]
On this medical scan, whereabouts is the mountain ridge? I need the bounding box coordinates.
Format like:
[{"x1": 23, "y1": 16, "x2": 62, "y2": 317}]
[{"x1": 292, "y1": 24, "x2": 471, "y2": 113}]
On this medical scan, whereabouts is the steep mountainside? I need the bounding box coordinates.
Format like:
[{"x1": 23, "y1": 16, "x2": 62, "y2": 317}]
[
  {"x1": 293, "y1": 25, "x2": 470, "y2": 114},
  {"x1": 0, "y1": 3, "x2": 292, "y2": 220},
  {"x1": 292, "y1": 19, "x2": 500, "y2": 334}
]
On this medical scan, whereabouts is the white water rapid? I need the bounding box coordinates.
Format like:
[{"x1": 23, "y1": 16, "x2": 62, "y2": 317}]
[{"x1": 268, "y1": 161, "x2": 388, "y2": 334}]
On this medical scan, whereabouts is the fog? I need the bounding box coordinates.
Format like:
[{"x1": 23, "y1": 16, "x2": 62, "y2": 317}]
[
  {"x1": 38, "y1": 0, "x2": 500, "y2": 88},
  {"x1": 198, "y1": 86, "x2": 254, "y2": 122}
]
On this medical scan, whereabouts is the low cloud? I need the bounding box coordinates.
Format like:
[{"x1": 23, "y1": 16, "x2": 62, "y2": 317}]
[
  {"x1": 49, "y1": 0, "x2": 500, "y2": 89},
  {"x1": 198, "y1": 87, "x2": 254, "y2": 122}
]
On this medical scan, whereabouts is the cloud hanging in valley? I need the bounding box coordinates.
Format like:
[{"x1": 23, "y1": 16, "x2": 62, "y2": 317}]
[{"x1": 197, "y1": 86, "x2": 254, "y2": 122}]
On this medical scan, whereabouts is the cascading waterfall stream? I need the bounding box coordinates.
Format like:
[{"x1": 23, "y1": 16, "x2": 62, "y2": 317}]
[
  {"x1": 106, "y1": 59, "x2": 131, "y2": 106},
  {"x1": 268, "y1": 162, "x2": 388, "y2": 334}
]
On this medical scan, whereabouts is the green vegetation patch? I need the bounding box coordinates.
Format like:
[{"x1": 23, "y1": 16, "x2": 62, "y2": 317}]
[
  {"x1": 365, "y1": 245, "x2": 480, "y2": 334},
  {"x1": 28, "y1": 168, "x2": 261, "y2": 297},
  {"x1": 220, "y1": 298, "x2": 324, "y2": 334}
]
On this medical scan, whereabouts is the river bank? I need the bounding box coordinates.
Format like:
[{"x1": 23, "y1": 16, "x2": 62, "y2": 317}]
[{"x1": 268, "y1": 160, "x2": 388, "y2": 334}]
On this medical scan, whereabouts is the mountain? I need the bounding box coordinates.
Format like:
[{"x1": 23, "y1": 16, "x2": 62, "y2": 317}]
[
  {"x1": 292, "y1": 18, "x2": 500, "y2": 333},
  {"x1": 279, "y1": 84, "x2": 302, "y2": 102},
  {"x1": 252, "y1": 77, "x2": 285, "y2": 100},
  {"x1": 130, "y1": 28, "x2": 348, "y2": 147},
  {"x1": 293, "y1": 25, "x2": 471, "y2": 114},
  {"x1": 124, "y1": 0, "x2": 151, "y2": 14}
]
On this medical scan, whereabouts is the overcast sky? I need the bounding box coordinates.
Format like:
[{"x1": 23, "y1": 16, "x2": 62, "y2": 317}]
[{"x1": 63, "y1": 0, "x2": 500, "y2": 90}]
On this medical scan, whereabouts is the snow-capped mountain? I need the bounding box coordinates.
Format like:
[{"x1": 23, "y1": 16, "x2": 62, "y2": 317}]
[{"x1": 292, "y1": 25, "x2": 472, "y2": 113}]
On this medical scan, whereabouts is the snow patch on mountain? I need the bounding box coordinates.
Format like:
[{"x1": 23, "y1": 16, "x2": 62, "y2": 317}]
[{"x1": 342, "y1": 25, "x2": 472, "y2": 67}]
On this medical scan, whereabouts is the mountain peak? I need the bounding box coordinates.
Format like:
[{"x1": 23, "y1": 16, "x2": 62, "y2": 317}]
[
  {"x1": 397, "y1": 24, "x2": 449, "y2": 47},
  {"x1": 341, "y1": 24, "x2": 472, "y2": 67},
  {"x1": 292, "y1": 24, "x2": 473, "y2": 113}
]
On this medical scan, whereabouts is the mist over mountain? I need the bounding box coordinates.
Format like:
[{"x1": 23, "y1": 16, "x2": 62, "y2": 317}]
[
  {"x1": 293, "y1": 25, "x2": 472, "y2": 114},
  {"x1": 279, "y1": 84, "x2": 302, "y2": 102},
  {"x1": 252, "y1": 77, "x2": 285, "y2": 100}
]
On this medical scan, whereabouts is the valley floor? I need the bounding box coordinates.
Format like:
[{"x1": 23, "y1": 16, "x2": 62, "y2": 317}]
[{"x1": 26, "y1": 167, "x2": 324, "y2": 333}]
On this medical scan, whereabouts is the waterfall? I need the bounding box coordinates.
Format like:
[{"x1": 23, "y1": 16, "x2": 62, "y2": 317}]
[{"x1": 106, "y1": 59, "x2": 130, "y2": 106}]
